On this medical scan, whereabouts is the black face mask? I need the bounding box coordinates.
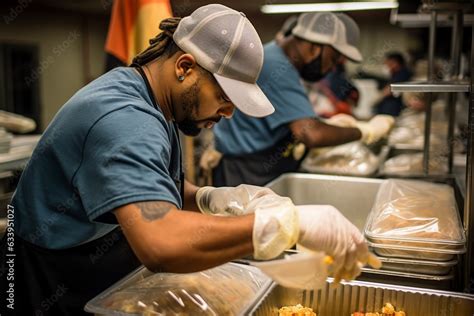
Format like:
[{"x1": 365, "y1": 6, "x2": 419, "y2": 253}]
[
  {"x1": 299, "y1": 45, "x2": 333, "y2": 82},
  {"x1": 299, "y1": 53, "x2": 326, "y2": 82}
]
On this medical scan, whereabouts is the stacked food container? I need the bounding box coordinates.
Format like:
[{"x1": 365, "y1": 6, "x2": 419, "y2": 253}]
[
  {"x1": 363, "y1": 179, "x2": 466, "y2": 287},
  {"x1": 85, "y1": 263, "x2": 273, "y2": 315}
]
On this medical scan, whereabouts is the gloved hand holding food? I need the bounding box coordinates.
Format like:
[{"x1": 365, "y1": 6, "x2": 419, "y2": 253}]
[
  {"x1": 199, "y1": 147, "x2": 223, "y2": 171},
  {"x1": 355, "y1": 115, "x2": 395, "y2": 145},
  {"x1": 251, "y1": 195, "x2": 300, "y2": 260},
  {"x1": 325, "y1": 113, "x2": 358, "y2": 128},
  {"x1": 195, "y1": 184, "x2": 277, "y2": 216},
  {"x1": 326, "y1": 114, "x2": 395, "y2": 145},
  {"x1": 198, "y1": 187, "x2": 380, "y2": 283},
  {"x1": 297, "y1": 205, "x2": 381, "y2": 283}
]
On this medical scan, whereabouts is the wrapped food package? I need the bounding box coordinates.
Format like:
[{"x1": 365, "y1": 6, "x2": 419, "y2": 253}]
[
  {"x1": 87, "y1": 263, "x2": 271, "y2": 315},
  {"x1": 381, "y1": 153, "x2": 448, "y2": 175},
  {"x1": 388, "y1": 125, "x2": 446, "y2": 150},
  {"x1": 301, "y1": 142, "x2": 382, "y2": 176},
  {"x1": 388, "y1": 103, "x2": 451, "y2": 150},
  {"x1": 365, "y1": 179, "x2": 465, "y2": 260}
]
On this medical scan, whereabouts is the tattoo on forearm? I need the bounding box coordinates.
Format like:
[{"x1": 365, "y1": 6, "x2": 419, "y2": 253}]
[{"x1": 135, "y1": 202, "x2": 173, "y2": 221}]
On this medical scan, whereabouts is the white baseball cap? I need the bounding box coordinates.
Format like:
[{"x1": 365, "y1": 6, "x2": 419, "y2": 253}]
[
  {"x1": 173, "y1": 4, "x2": 274, "y2": 118},
  {"x1": 292, "y1": 12, "x2": 363, "y2": 63}
]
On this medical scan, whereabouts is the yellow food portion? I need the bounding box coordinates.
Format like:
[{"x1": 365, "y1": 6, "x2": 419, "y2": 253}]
[
  {"x1": 279, "y1": 304, "x2": 317, "y2": 316},
  {"x1": 382, "y1": 303, "x2": 395, "y2": 314},
  {"x1": 351, "y1": 303, "x2": 406, "y2": 316},
  {"x1": 368, "y1": 253, "x2": 382, "y2": 269},
  {"x1": 324, "y1": 255, "x2": 334, "y2": 265}
]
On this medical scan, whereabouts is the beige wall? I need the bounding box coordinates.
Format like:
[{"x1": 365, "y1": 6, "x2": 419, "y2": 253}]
[
  {"x1": 243, "y1": 13, "x2": 422, "y2": 76},
  {"x1": 350, "y1": 20, "x2": 422, "y2": 75},
  {"x1": 0, "y1": 6, "x2": 421, "y2": 130},
  {"x1": 0, "y1": 9, "x2": 108, "y2": 130}
]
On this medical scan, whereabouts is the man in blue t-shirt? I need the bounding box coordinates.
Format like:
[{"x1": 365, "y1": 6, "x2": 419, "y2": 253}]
[
  {"x1": 0, "y1": 6, "x2": 377, "y2": 315},
  {"x1": 211, "y1": 13, "x2": 395, "y2": 186}
]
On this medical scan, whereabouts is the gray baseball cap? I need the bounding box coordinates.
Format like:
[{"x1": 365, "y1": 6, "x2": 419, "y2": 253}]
[
  {"x1": 292, "y1": 12, "x2": 362, "y2": 63},
  {"x1": 173, "y1": 4, "x2": 274, "y2": 118}
]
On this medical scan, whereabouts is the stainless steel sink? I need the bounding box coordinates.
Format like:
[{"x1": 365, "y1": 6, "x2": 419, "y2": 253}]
[{"x1": 266, "y1": 173, "x2": 384, "y2": 232}]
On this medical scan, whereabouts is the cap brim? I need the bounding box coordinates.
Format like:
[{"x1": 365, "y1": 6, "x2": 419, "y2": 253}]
[
  {"x1": 214, "y1": 74, "x2": 275, "y2": 118},
  {"x1": 333, "y1": 43, "x2": 363, "y2": 63}
]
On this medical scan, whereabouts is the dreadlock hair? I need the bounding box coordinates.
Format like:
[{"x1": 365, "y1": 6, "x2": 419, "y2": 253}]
[{"x1": 131, "y1": 17, "x2": 182, "y2": 66}]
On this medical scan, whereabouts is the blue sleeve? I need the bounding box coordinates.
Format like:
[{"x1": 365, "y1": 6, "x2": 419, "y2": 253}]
[
  {"x1": 258, "y1": 58, "x2": 316, "y2": 130},
  {"x1": 73, "y1": 106, "x2": 181, "y2": 221},
  {"x1": 264, "y1": 84, "x2": 317, "y2": 130}
]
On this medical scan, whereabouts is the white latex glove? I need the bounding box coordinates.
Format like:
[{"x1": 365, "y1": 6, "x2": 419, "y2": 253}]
[
  {"x1": 196, "y1": 184, "x2": 277, "y2": 216},
  {"x1": 199, "y1": 147, "x2": 222, "y2": 171},
  {"x1": 297, "y1": 205, "x2": 372, "y2": 282},
  {"x1": 325, "y1": 114, "x2": 358, "y2": 128},
  {"x1": 0, "y1": 110, "x2": 36, "y2": 133},
  {"x1": 251, "y1": 195, "x2": 299, "y2": 260},
  {"x1": 355, "y1": 115, "x2": 395, "y2": 145},
  {"x1": 292, "y1": 143, "x2": 306, "y2": 160}
]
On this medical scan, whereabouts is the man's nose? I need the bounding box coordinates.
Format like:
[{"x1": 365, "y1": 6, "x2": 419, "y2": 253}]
[{"x1": 219, "y1": 103, "x2": 235, "y2": 119}]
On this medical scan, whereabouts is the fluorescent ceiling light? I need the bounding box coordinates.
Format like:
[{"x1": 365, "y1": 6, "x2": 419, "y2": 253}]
[{"x1": 261, "y1": 2, "x2": 399, "y2": 14}]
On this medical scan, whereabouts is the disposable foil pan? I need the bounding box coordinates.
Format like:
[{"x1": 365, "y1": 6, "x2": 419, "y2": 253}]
[{"x1": 249, "y1": 279, "x2": 474, "y2": 316}]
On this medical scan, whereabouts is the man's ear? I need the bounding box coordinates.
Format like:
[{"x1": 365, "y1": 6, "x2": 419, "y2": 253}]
[
  {"x1": 175, "y1": 53, "x2": 197, "y2": 79},
  {"x1": 309, "y1": 44, "x2": 322, "y2": 61}
]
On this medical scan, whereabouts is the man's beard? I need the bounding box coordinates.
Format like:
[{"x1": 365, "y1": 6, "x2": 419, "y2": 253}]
[{"x1": 177, "y1": 81, "x2": 202, "y2": 136}]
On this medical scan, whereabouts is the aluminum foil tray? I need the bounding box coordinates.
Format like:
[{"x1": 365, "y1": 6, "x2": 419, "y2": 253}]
[{"x1": 249, "y1": 279, "x2": 474, "y2": 316}]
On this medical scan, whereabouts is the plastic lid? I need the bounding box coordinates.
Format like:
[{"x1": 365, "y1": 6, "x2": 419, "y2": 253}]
[
  {"x1": 365, "y1": 179, "x2": 466, "y2": 246},
  {"x1": 85, "y1": 263, "x2": 272, "y2": 315}
]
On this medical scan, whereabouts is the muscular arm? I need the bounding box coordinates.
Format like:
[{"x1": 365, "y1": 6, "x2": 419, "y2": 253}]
[
  {"x1": 183, "y1": 180, "x2": 199, "y2": 212},
  {"x1": 114, "y1": 201, "x2": 254, "y2": 273},
  {"x1": 289, "y1": 118, "x2": 361, "y2": 148}
]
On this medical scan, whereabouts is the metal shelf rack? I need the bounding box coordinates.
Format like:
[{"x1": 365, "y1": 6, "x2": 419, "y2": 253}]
[
  {"x1": 389, "y1": 0, "x2": 473, "y2": 293},
  {"x1": 391, "y1": 81, "x2": 470, "y2": 93}
]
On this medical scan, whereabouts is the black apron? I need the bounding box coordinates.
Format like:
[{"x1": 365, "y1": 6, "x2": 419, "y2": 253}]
[
  {"x1": 0, "y1": 229, "x2": 140, "y2": 315},
  {"x1": 213, "y1": 132, "x2": 307, "y2": 187},
  {"x1": 0, "y1": 65, "x2": 185, "y2": 315}
]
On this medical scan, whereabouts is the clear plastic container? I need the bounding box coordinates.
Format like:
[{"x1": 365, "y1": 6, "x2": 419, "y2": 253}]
[
  {"x1": 377, "y1": 255, "x2": 457, "y2": 275},
  {"x1": 85, "y1": 263, "x2": 272, "y2": 315},
  {"x1": 364, "y1": 179, "x2": 466, "y2": 256},
  {"x1": 367, "y1": 240, "x2": 465, "y2": 261}
]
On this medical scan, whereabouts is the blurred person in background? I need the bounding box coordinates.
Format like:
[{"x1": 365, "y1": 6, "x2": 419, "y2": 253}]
[
  {"x1": 307, "y1": 14, "x2": 361, "y2": 118},
  {"x1": 204, "y1": 12, "x2": 394, "y2": 187},
  {"x1": 275, "y1": 14, "x2": 299, "y2": 44},
  {"x1": 373, "y1": 52, "x2": 413, "y2": 116},
  {"x1": 308, "y1": 56, "x2": 360, "y2": 118}
]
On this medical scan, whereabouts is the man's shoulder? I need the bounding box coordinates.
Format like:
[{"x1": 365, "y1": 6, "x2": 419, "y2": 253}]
[{"x1": 263, "y1": 41, "x2": 289, "y2": 65}]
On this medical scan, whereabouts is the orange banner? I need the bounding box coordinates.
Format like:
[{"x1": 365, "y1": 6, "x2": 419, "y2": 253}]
[{"x1": 105, "y1": 0, "x2": 172, "y2": 65}]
